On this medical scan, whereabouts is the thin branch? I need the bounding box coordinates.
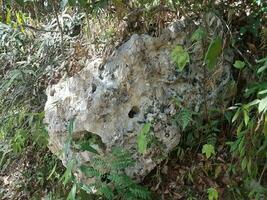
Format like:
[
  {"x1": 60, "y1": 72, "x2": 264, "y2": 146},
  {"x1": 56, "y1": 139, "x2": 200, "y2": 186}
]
[
  {"x1": 52, "y1": 0, "x2": 64, "y2": 55},
  {"x1": 22, "y1": 24, "x2": 59, "y2": 33}
]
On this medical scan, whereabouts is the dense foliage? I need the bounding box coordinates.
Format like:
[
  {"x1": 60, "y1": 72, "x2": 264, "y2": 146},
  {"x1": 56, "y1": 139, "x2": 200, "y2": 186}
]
[{"x1": 0, "y1": 0, "x2": 266, "y2": 199}]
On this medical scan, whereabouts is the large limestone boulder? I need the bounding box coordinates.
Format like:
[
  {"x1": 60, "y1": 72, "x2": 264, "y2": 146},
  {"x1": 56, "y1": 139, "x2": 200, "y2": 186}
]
[{"x1": 44, "y1": 21, "x2": 232, "y2": 181}]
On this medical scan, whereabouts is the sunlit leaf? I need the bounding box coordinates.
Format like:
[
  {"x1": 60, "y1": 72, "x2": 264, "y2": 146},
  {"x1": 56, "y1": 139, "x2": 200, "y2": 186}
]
[
  {"x1": 6, "y1": 8, "x2": 12, "y2": 25},
  {"x1": 207, "y1": 187, "x2": 218, "y2": 200},
  {"x1": 202, "y1": 144, "x2": 215, "y2": 159},
  {"x1": 171, "y1": 45, "x2": 190, "y2": 71},
  {"x1": 259, "y1": 97, "x2": 267, "y2": 113},
  {"x1": 67, "y1": 184, "x2": 77, "y2": 200},
  {"x1": 137, "y1": 123, "x2": 151, "y2": 154},
  {"x1": 243, "y1": 109, "x2": 249, "y2": 126},
  {"x1": 233, "y1": 60, "x2": 245, "y2": 69}
]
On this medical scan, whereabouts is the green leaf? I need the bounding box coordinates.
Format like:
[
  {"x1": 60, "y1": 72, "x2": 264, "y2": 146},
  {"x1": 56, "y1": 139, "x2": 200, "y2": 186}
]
[
  {"x1": 80, "y1": 142, "x2": 99, "y2": 154},
  {"x1": 99, "y1": 184, "x2": 114, "y2": 200},
  {"x1": 243, "y1": 109, "x2": 249, "y2": 126},
  {"x1": 6, "y1": 8, "x2": 11, "y2": 25},
  {"x1": 171, "y1": 45, "x2": 190, "y2": 71},
  {"x1": 191, "y1": 26, "x2": 207, "y2": 42},
  {"x1": 180, "y1": 108, "x2": 193, "y2": 130},
  {"x1": 233, "y1": 60, "x2": 246, "y2": 69},
  {"x1": 137, "y1": 123, "x2": 151, "y2": 154},
  {"x1": 207, "y1": 187, "x2": 218, "y2": 200},
  {"x1": 232, "y1": 108, "x2": 241, "y2": 123},
  {"x1": 202, "y1": 144, "x2": 215, "y2": 159},
  {"x1": 67, "y1": 184, "x2": 77, "y2": 200},
  {"x1": 204, "y1": 37, "x2": 223, "y2": 70},
  {"x1": 259, "y1": 97, "x2": 267, "y2": 113},
  {"x1": 60, "y1": 159, "x2": 74, "y2": 186}
]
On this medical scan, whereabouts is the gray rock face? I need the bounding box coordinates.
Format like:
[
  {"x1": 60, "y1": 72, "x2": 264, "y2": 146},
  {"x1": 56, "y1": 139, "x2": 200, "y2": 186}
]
[{"x1": 44, "y1": 21, "x2": 232, "y2": 181}]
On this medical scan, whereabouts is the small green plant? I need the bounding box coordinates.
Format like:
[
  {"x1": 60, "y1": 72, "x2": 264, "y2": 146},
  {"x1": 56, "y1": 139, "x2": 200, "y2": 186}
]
[
  {"x1": 137, "y1": 122, "x2": 152, "y2": 154},
  {"x1": 171, "y1": 45, "x2": 190, "y2": 71},
  {"x1": 207, "y1": 187, "x2": 218, "y2": 200},
  {"x1": 61, "y1": 120, "x2": 152, "y2": 200},
  {"x1": 202, "y1": 144, "x2": 216, "y2": 159}
]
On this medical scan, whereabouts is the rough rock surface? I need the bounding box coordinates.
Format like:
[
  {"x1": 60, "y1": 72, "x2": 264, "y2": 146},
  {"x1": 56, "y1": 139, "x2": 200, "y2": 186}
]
[{"x1": 44, "y1": 21, "x2": 232, "y2": 181}]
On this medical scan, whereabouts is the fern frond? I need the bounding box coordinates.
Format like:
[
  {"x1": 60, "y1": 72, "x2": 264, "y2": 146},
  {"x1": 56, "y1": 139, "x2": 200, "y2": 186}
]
[
  {"x1": 91, "y1": 157, "x2": 109, "y2": 169},
  {"x1": 99, "y1": 184, "x2": 114, "y2": 200},
  {"x1": 129, "y1": 184, "x2": 151, "y2": 200},
  {"x1": 108, "y1": 173, "x2": 134, "y2": 188},
  {"x1": 110, "y1": 148, "x2": 135, "y2": 170},
  {"x1": 180, "y1": 108, "x2": 193, "y2": 130},
  {"x1": 80, "y1": 165, "x2": 101, "y2": 178}
]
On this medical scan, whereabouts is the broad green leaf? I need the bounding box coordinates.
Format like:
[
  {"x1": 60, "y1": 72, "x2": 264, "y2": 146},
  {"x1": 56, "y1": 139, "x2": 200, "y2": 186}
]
[
  {"x1": 233, "y1": 60, "x2": 245, "y2": 69},
  {"x1": 204, "y1": 37, "x2": 223, "y2": 70},
  {"x1": 207, "y1": 187, "x2": 218, "y2": 200},
  {"x1": 137, "y1": 123, "x2": 151, "y2": 154},
  {"x1": 258, "y1": 89, "x2": 267, "y2": 95},
  {"x1": 191, "y1": 26, "x2": 207, "y2": 42},
  {"x1": 243, "y1": 109, "x2": 249, "y2": 126},
  {"x1": 67, "y1": 184, "x2": 77, "y2": 200},
  {"x1": 80, "y1": 142, "x2": 99, "y2": 154},
  {"x1": 61, "y1": 159, "x2": 74, "y2": 186},
  {"x1": 6, "y1": 8, "x2": 11, "y2": 25},
  {"x1": 232, "y1": 108, "x2": 241, "y2": 123},
  {"x1": 171, "y1": 45, "x2": 190, "y2": 71},
  {"x1": 259, "y1": 97, "x2": 267, "y2": 113},
  {"x1": 202, "y1": 144, "x2": 215, "y2": 159},
  {"x1": 257, "y1": 61, "x2": 267, "y2": 74}
]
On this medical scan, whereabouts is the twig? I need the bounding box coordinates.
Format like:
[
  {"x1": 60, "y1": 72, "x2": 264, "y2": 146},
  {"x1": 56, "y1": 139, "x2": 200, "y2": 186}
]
[
  {"x1": 52, "y1": 0, "x2": 64, "y2": 55},
  {"x1": 22, "y1": 24, "x2": 59, "y2": 33}
]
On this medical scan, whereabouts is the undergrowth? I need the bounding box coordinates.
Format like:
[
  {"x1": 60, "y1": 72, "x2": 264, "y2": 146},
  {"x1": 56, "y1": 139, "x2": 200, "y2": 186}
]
[{"x1": 0, "y1": 0, "x2": 266, "y2": 199}]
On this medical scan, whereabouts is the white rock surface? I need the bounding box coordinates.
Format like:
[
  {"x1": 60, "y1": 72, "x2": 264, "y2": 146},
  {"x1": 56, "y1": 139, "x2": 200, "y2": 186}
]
[{"x1": 44, "y1": 21, "x2": 232, "y2": 181}]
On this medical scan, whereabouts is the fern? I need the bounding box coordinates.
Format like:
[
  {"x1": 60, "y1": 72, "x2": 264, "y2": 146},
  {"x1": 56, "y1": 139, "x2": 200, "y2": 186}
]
[
  {"x1": 179, "y1": 108, "x2": 193, "y2": 130},
  {"x1": 99, "y1": 184, "x2": 114, "y2": 200},
  {"x1": 108, "y1": 173, "x2": 134, "y2": 187},
  {"x1": 80, "y1": 165, "x2": 101, "y2": 178},
  {"x1": 128, "y1": 184, "x2": 151, "y2": 200},
  {"x1": 77, "y1": 148, "x2": 152, "y2": 200},
  {"x1": 107, "y1": 148, "x2": 135, "y2": 170}
]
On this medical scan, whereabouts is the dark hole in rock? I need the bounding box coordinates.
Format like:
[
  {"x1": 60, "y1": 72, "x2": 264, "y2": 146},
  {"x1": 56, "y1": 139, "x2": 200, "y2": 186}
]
[
  {"x1": 165, "y1": 132, "x2": 170, "y2": 138},
  {"x1": 73, "y1": 131, "x2": 106, "y2": 151},
  {"x1": 128, "y1": 106, "x2": 140, "y2": 118},
  {"x1": 91, "y1": 83, "x2": 97, "y2": 93}
]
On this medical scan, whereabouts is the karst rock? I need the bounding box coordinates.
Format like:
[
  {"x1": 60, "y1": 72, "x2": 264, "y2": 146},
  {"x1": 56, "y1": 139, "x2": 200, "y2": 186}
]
[{"x1": 44, "y1": 20, "x2": 232, "y2": 181}]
